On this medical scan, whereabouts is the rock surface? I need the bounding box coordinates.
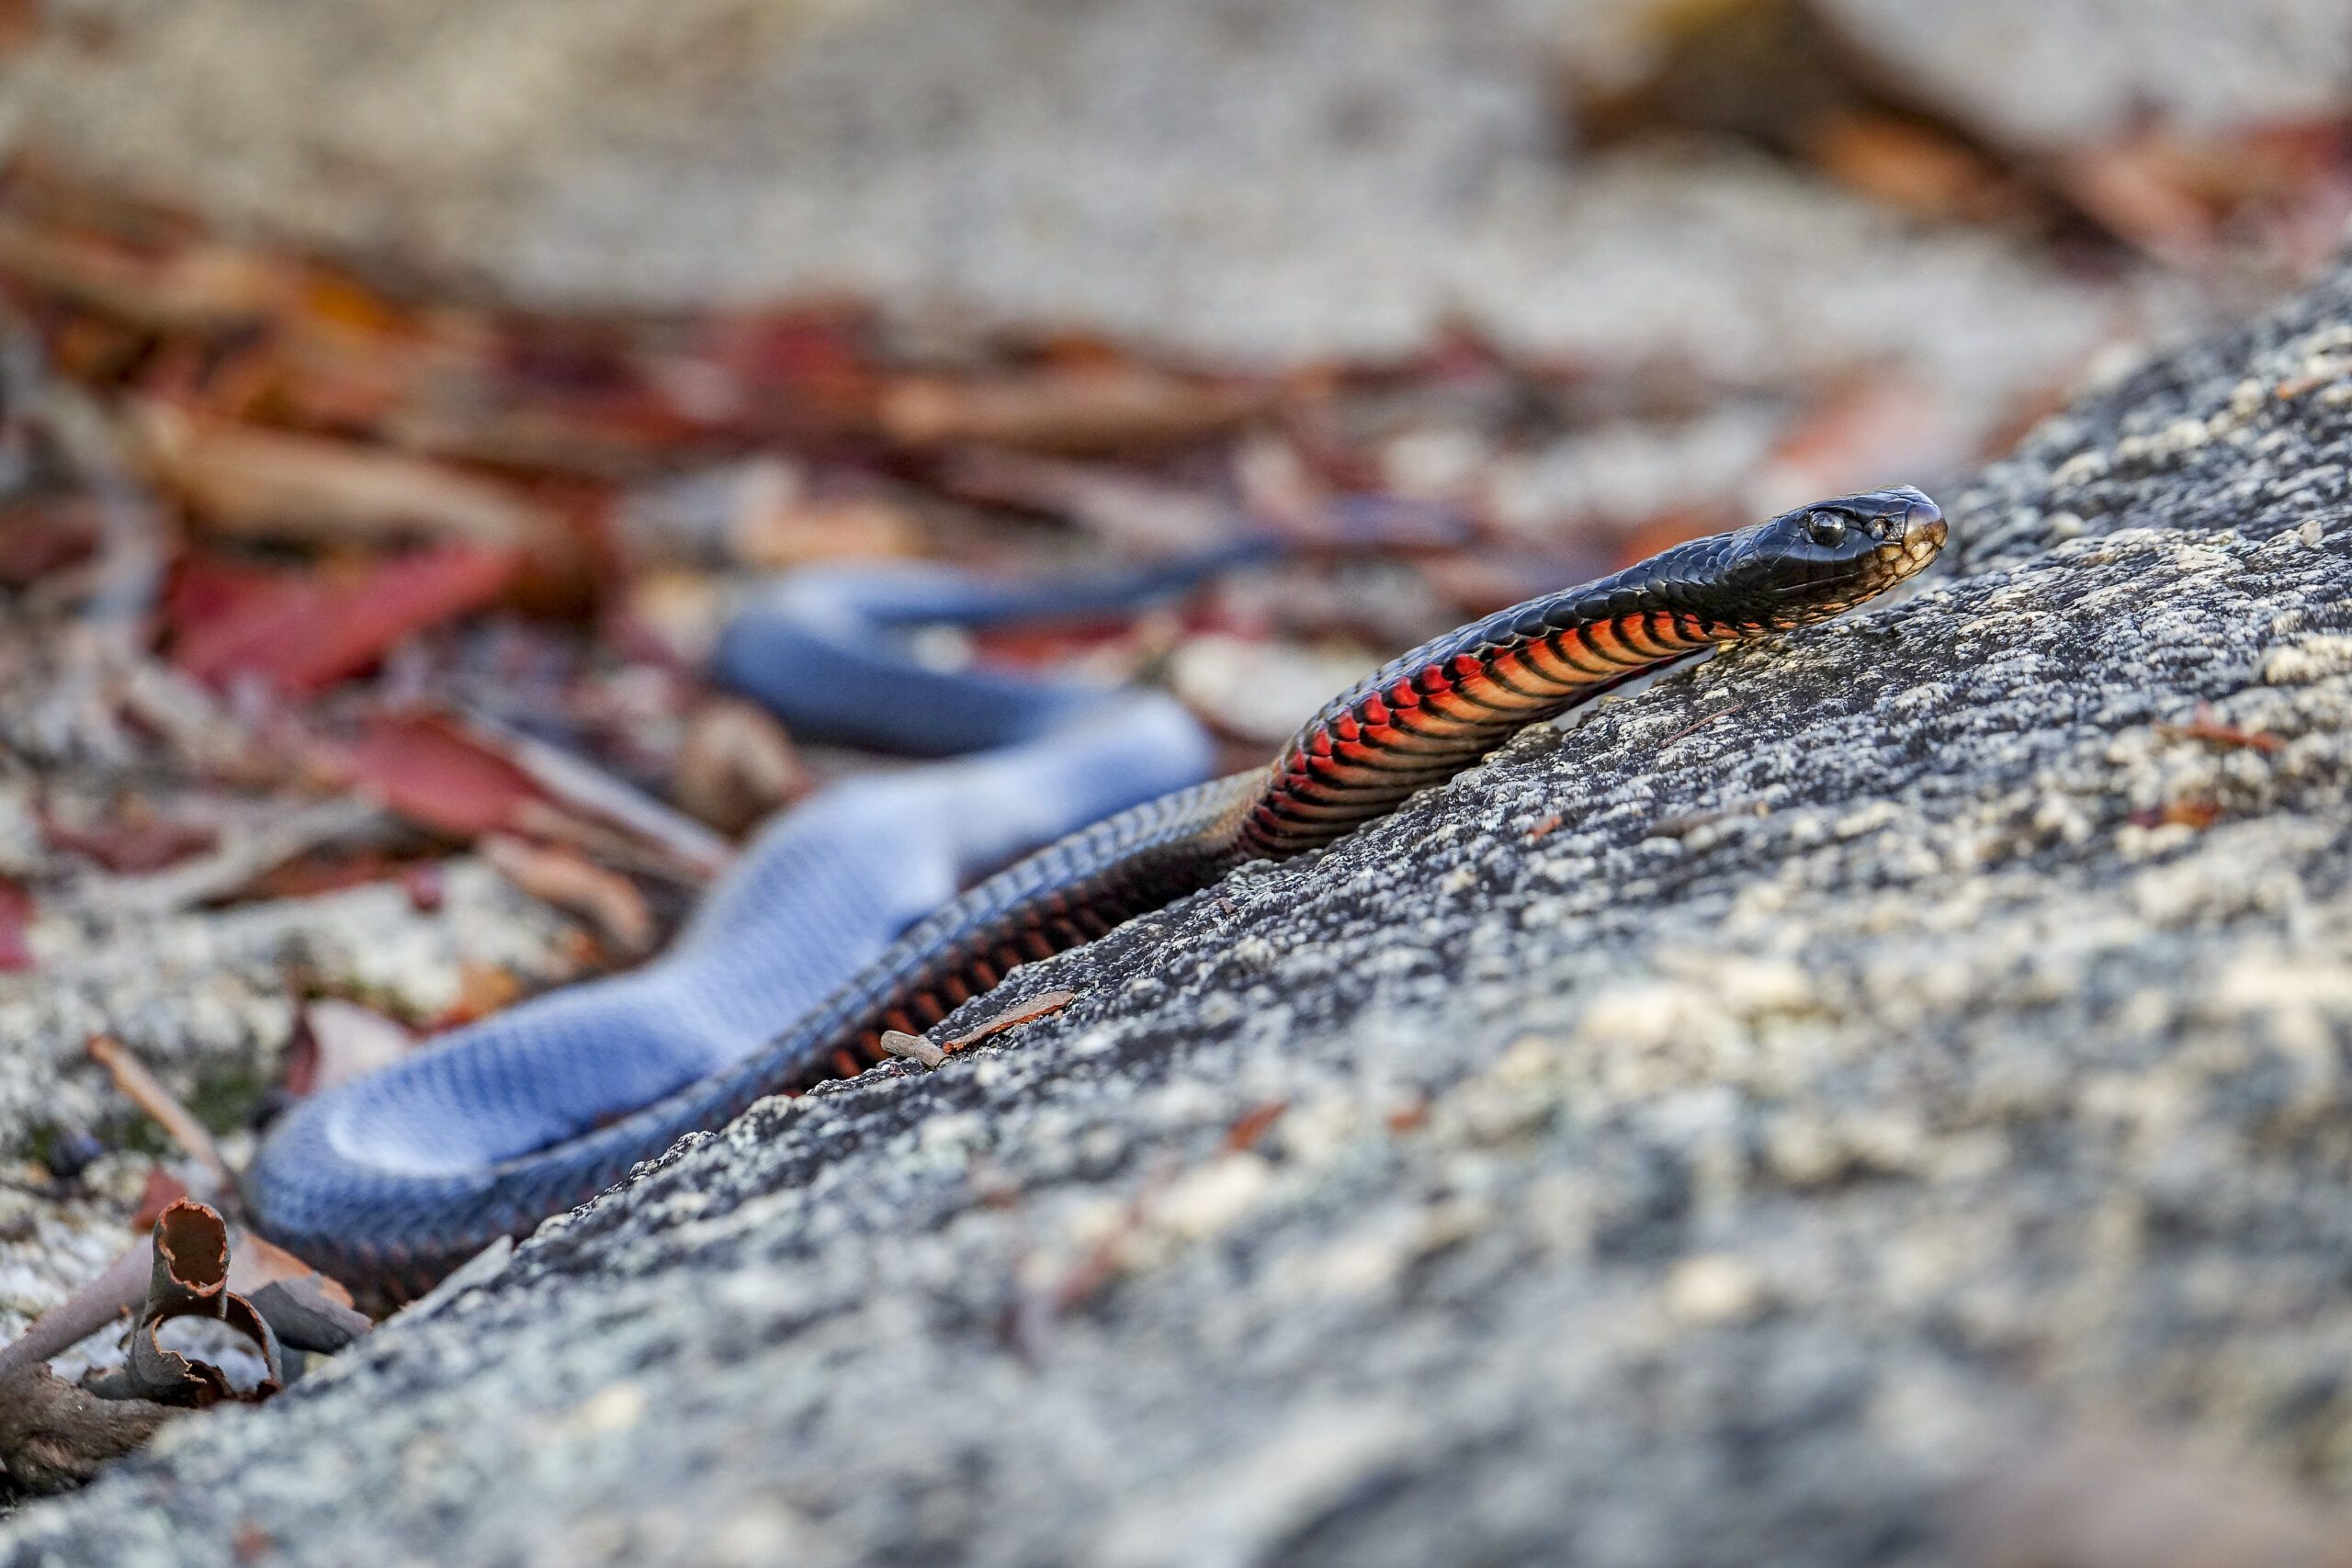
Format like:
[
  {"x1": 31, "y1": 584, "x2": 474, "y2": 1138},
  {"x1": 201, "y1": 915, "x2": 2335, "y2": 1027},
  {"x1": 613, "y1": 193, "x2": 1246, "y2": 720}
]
[{"x1": 8, "y1": 227, "x2": 2352, "y2": 1568}]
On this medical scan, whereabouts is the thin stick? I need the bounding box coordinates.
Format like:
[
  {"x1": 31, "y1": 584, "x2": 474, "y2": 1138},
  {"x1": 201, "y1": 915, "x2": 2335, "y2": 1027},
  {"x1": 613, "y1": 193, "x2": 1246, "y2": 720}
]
[
  {"x1": 85, "y1": 1035, "x2": 236, "y2": 1200},
  {"x1": 0, "y1": 1238, "x2": 145, "y2": 1381}
]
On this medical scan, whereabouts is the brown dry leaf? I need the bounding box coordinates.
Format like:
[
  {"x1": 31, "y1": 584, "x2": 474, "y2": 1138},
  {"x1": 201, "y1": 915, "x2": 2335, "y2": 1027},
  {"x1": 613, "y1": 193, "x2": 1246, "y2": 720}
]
[
  {"x1": 0, "y1": 212, "x2": 287, "y2": 333},
  {"x1": 232, "y1": 1234, "x2": 370, "y2": 1355},
  {"x1": 2053, "y1": 136, "x2": 2225, "y2": 266},
  {"x1": 1222, "y1": 1101, "x2": 1287, "y2": 1153},
  {"x1": 38, "y1": 801, "x2": 218, "y2": 875},
  {"x1": 1804, "y1": 109, "x2": 2015, "y2": 221},
  {"x1": 134, "y1": 403, "x2": 567, "y2": 552},
  {"x1": 0, "y1": 877, "x2": 35, "y2": 974},
  {"x1": 461, "y1": 709, "x2": 731, "y2": 880},
  {"x1": 128, "y1": 1168, "x2": 191, "y2": 1233},
  {"x1": 2157, "y1": 702, "x2": 2284, "y2": 753},
  {"x1": 481, "y1": 836, "x2": 655, "y2": 956},
  {"x1": 443, "y1": 961, "x2": 526, "y2": 1028},
  {"x1": 878, "y1": 367, "x2": 1274, "y2": 455}
]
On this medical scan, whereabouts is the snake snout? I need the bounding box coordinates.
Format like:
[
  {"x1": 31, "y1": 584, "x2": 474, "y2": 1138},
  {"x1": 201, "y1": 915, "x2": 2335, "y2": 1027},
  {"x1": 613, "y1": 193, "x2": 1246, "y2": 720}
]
[
  {"x1": 1885, "y1": 488, "x2": 1943, "y2": 551},
  {"x1": 1885, "y1": 491, "x2": 1946, "y2": 575}
]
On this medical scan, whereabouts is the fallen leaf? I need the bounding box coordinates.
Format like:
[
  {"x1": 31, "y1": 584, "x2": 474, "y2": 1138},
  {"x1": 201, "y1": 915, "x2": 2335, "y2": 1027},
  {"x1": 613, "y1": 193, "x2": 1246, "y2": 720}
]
[
  {"x1": 2156, "y1": 703, "x2": 2284, "y2": 753},
  {"x1": 877, "y1": 367, "x2": 1274, "y2": 455},
  {"x1": 137, "y1": 404, "x2": 565, "y2": 552},
  {"x1": 39, "y1": 804, "x2": 218, "y2": 874},
  {"x1": 480, "y1": 836, "x2": 655, "y2": 956},
  {"x1": 128, "y1": 1168, "x2": 190, "y2": 1233},
  {"x1": 1222, "y1": 1101, "x2": 1287, "y2": 1153},
  {"x1": 455, "y1": 708, "x2": 730, "y2": 880},
  {"x1": 83, "y1": 1201, "x2": 281, "y2": 1407},
  {"x1": 230, "y1": 1235, "x2": 368, "y2": 1354},
  {"x1": 1803, "y1": 109, "x2": 2015, "y2": 222},
  {"x1": 337, "y1": 709, "x2": 548, "y2": 840},
  {"x1": 0, "y1": 498, "x2": 99, "y2": 585},
  {"x1": 2128, "y1": 802, "x2": 2222, "y2": 831},
  {"x1": 0, "y1": 878, "x2": 34, "y2": 973},
  {"x1": 168, "y1": 544, "x2": 522, "y2": 694},
  {"x1": 439, "y1": 961, "x2": 526, "y2": 1029},
  {"x1": 0, "y1": 207, "x2": 286, "y2": 333}
]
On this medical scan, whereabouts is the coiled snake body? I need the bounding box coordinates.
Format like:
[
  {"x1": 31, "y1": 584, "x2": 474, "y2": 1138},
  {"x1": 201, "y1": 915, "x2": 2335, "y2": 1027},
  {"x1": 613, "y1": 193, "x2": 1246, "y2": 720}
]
[{"x1": 248, "y1": 488, "x2": 1945, "y2": 1299}]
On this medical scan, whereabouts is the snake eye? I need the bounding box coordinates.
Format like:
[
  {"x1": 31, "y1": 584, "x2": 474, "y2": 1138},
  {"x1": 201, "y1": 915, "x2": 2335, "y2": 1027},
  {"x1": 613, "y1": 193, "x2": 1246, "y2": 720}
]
[{"x1": 1805, "y1": 512, "x2": 1848, "y2": 547}]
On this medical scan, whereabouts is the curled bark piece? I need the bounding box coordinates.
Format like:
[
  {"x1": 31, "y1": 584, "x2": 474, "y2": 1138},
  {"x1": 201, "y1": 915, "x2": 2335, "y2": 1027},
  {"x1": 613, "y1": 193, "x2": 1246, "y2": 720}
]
[
  {"x1": 86, "y1": 1201, "x2": 283, "y2": 1408},
  {"x1": 229, "y1": 1230, "x2": 370, "y2": 1354},
  {"x1": 245, "y1": 1279, "x2": 370, "y2": 1355},
  {"x1": 0, "y1": 1366, "x2": 175, "y2": 1495}
]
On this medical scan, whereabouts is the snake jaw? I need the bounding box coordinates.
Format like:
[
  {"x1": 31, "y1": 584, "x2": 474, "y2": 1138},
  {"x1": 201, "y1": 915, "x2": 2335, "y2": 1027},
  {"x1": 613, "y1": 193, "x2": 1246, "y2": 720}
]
[{"x1": 1737, "y1": 485, "x2": 1944, "y2": 627}]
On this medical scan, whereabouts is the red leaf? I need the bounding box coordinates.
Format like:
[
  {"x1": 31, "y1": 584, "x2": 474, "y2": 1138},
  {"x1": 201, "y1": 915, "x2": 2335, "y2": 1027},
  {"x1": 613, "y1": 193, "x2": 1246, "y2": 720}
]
[
  {"x1": 168, "y1": 544, "x2": 520, "y2": 694},
  {"x1": 0, "y1": 879, "x2": 32, "y2": 973},
  {"x1": 340, "y1": 710, "x2": 548, "y2": 839},
  {"x1": 39, "y1": 810, "x2": 218, "y2": 874},
  {"x1": 0, "y1": 500, "x2": 98, "y2": 586}
]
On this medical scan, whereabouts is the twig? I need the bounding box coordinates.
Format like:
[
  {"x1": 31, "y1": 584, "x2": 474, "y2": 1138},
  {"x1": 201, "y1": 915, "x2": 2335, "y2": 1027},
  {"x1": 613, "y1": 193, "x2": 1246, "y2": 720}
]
[
  {"x1": 85, "y1": 1035, "x2": 236, "y2": 1201},
  {"x1": 1661, "y1": 701, "x2": 1744, "y2": 747},
  {"x1": 882, "y1": 989, "x2": 1083, "y2": 1072},
  {"x1": 876, "y1": 1030, "x2": 947, "y2": 1069},
  {"x1": 72, "y1": 796, "x2": 388, "y2": 916},
  {"x1": 944, "y1": 989, "x2": 1079, "y2": 1052},
  {"x1": 0, "y1": 1366, "x2": 175, "y2": 1493},
  {"x1": 458, "y1": 707, "x2": 733, "y2": 881},
  {"x1": 0, "y1": 1237, "x2": 146, "y2": 1382}
]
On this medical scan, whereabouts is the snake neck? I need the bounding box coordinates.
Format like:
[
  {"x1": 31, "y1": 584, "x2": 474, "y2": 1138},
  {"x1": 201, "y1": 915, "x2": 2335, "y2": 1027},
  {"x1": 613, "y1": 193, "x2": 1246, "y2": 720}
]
[{"x1": 1222, "y1": 542, "x2": 1761, "y2": 863}]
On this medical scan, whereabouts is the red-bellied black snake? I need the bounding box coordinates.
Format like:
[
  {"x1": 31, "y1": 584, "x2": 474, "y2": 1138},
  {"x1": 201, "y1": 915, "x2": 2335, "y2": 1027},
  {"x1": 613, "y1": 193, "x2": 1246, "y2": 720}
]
[{"x1": 247, "y1": 487, "x2": 1946, "y2": 1300}]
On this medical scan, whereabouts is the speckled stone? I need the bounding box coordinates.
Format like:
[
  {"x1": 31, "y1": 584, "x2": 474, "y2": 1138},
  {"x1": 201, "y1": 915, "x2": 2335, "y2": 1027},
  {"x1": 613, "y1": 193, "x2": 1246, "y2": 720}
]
[{"x1": 8, "y1": 232, "x2": 2352, "y2": 1568}]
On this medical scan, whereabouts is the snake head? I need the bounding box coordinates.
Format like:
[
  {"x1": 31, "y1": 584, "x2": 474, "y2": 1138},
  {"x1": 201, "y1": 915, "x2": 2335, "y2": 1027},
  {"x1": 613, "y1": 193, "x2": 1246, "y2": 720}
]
[{"x1": 1724, "y1": 485, "x2": 1945, "y2": 630}]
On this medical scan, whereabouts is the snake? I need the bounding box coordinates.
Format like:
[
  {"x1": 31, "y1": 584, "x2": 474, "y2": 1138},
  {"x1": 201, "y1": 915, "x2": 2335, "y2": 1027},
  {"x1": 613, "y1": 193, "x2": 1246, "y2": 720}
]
[{"x1": 245, "y1": 487, "x2": 1945, "y2": 1301}]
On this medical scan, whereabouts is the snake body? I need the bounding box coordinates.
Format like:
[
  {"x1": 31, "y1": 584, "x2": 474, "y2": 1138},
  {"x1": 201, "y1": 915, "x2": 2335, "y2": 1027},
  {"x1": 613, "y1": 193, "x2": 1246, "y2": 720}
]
[{"x1": 247, "y1": 488, "x2": 1944, "y2": 1299}]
